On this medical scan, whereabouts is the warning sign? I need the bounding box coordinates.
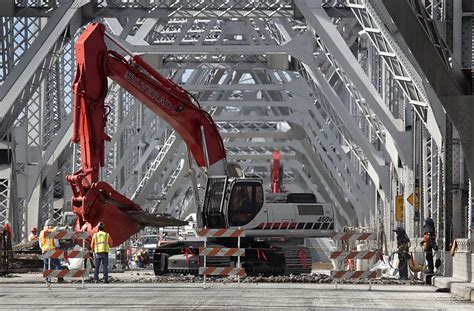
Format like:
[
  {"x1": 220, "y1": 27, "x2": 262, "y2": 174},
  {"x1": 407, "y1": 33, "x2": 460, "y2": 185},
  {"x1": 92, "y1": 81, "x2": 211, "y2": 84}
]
[
  {"x1": 395, "y1": 195, "x2": 404, "y2": 221},
  {"x1": 406, "y1": 187, "x2": 420, "y2": 208},
  {"x1": 407, "y1": 187, "x2": 420, "y2": 221}
]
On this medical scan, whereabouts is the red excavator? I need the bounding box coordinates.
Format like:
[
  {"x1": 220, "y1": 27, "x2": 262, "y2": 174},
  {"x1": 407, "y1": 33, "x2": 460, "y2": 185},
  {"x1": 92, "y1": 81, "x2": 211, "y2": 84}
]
[{"x1": 69, "y1": 23, "x2": 334, "y2": 275}]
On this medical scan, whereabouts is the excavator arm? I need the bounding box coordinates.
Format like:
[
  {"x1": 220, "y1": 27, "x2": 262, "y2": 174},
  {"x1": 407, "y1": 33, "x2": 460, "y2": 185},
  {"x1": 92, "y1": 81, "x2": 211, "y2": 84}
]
[{"x1": 67, "y1": 23, "x2": 226, "y2": 246}]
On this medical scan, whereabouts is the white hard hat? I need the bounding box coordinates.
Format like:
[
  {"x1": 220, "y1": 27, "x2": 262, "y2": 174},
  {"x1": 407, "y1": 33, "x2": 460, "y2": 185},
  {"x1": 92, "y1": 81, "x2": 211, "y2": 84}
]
[{"x1": 44, "y1": 219, "x2": 56, "y2": 227}]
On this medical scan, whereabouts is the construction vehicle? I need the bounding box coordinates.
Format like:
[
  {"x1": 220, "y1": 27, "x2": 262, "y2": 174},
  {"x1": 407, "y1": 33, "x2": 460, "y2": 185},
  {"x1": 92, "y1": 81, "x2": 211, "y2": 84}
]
[
  {"x1": 158, "y1": 151, "x2": 334, "y2": 275},
  {"x1": 69, "y1": 22, "x2": 335, "y2": 276}
]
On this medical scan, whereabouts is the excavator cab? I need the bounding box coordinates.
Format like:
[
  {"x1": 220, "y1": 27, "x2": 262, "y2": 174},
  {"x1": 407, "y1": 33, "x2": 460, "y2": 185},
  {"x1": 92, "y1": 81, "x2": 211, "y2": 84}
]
[
  {"x1": 202, "y1": 177, "x2": 264, "y2": 228},
  {"x1": 201, "y1": 177, "x2": 228, "y2": 228}
]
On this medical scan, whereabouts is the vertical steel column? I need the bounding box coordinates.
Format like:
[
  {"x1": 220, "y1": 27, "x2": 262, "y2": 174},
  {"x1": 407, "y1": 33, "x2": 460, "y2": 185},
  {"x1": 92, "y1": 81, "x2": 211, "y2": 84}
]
[
  {"x1": 437, "y1": 151, "x2": 445, "y2": 245},
  {"x1": 411, "y1": 107, "x2": 418, "y2": 237},
  {"x1": 452, "y1": 0, "x2": 463, "y2": 64},
  {"x1": 469, "y1": 181, "x2": 473, "y2": 242},
  {"x1": 115, "y1": 88, "x2": 124, "y2": 188},
  {"x1": 444, "y1": 118, "x2": 453, "y2": 249}
]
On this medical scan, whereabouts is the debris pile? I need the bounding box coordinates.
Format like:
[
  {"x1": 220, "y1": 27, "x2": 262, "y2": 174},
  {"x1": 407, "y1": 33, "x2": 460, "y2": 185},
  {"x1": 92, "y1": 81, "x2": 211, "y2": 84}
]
[
  {"x1": 243, "y1": 273, "x2": 333, "y2": 283},
  {"x1": 77, "y1": 272, "x2": 334, "y2": 284},
  {"x1": 93, "y1": 272, "x2": 424, "y2": 285}
]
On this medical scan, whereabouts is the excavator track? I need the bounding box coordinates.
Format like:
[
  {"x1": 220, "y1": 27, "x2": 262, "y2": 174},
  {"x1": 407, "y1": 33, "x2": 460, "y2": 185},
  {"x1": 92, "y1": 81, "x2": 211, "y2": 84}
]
[
  {"x1": 244, "y1": 266, "x2": 285, "y2": 276},
  {"x1": 153, "y1": 243, "x2": 312, "y2": 276},
  {"x1": 168, "y1": 257, "x2": 231, "y2": 275},
  {"x1": 281, "y1": 246, "x2": 312, "y2": 275}
]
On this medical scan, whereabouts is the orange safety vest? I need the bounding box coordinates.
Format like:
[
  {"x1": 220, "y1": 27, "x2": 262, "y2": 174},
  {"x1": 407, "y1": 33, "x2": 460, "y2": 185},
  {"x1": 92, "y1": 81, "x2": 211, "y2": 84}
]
[
  {"x1": 39, "y1": 228, "x2": 55, "y2": 252},
  {"x1": 93, "y1": 231, "x2": 110, "y2": 253}
]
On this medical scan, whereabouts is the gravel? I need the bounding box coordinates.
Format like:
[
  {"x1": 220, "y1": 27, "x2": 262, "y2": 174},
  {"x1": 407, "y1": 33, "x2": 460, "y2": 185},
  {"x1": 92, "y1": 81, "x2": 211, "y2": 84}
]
[{"x1": 73, "y1": 272, "x2": 423, "y2": 285}]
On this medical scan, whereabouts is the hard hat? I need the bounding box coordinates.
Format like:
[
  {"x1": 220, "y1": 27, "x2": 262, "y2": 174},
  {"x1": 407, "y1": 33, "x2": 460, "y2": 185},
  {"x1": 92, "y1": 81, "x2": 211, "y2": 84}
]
[
  {"x1": 44, "y1": 219, "x2": 56, "y2": 228},
  {"x1": 31, "y1": 227, "x2": 37, "y2": 233},
  {"x1": 98, "y1": 222, "x2": 105, "y2": 230},
  {"x1": 422, "y1": 218, "x2": 435, "y2": 234}
]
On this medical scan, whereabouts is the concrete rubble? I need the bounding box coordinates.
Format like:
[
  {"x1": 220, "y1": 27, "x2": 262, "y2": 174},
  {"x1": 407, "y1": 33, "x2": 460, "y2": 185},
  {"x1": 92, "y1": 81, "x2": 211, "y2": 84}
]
[{"x1": 61, "y1": 271, "x2": 424, "y2": 286}]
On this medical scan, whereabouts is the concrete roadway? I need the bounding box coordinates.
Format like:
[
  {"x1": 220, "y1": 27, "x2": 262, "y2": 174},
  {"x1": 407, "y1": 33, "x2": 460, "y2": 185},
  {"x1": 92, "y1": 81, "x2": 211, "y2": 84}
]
[{"x1": 0, "y1": 282, "x2": 472, "y2": 310}]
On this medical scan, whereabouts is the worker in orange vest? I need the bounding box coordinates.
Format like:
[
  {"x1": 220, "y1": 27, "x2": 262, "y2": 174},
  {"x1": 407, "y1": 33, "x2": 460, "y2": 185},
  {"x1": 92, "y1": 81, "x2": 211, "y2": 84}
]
[
  {"x1": 28, "y1": 227, "x2": 38, "y2": 241},
  {"x1": 420, "y1": 218, "x2": 438, "y2": 274},
  {"x1": 91, "y1": 222, "x2": 113, "y2": 283},
  {"x1": 39, "y1": 219, "x2": 63, "y2": 283},
  {"x1": 1, "y1": 222, "x2": 13, "y2": 260},
  {"x1": 2, "y1": 221, "x2": 12, "y2": 240}
]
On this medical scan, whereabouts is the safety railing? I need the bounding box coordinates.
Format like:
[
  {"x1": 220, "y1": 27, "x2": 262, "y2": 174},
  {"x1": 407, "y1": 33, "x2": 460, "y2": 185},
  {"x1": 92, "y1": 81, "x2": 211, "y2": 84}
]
[
  {"x1": 43, "y1": 230, "x2": 90, "y2": 289},
  {"x1": 197, "y1": 228, "x2": 245, "y2": 288},
  {"x1": 454, "y1": 238, "x2": 471, "y2": 253}
]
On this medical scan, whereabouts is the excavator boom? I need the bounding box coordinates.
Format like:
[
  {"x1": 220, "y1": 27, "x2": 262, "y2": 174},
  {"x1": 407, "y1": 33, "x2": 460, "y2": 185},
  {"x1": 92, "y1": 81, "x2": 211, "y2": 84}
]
[{"x1": 68, "y1": 23, "x2": 226, "y2": 246}]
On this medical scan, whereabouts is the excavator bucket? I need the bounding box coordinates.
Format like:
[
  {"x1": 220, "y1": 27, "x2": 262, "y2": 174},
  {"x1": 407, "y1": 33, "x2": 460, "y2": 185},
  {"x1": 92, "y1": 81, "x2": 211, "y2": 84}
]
[
  {"x1": 76, "y1": 204, "x2": 187, "y2": 248},
  {"x1": 126, "y1": 211, "x2": 188, "y2": 228},
  {"x1": 70, "y1": 180, "x2": 187, "y2": 247},
  {"x1": 75, "y1": 201, "x2": 140, "y2": 248}
]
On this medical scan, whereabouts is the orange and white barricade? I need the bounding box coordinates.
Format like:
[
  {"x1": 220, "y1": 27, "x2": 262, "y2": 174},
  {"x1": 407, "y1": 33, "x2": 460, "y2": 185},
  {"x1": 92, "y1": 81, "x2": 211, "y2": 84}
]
[
  {"x1": 197, "y1": 228, "x2": 245, "y2": 288},
  {"x1": 43, "y1": 230, "x2": 90, "y2": 289},
  {"x1": 331, "y1": 231, "x2": 379, "y2": 290},
  {"x1": 332, "y1": 270, "x2": 377, "y2": 279}
]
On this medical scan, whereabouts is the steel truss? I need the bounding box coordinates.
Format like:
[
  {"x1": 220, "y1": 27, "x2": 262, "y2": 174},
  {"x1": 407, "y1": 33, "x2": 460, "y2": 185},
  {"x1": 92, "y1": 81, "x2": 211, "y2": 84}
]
[{"x1": 0, "y1": 0, "x2": 469, "y2": 247}]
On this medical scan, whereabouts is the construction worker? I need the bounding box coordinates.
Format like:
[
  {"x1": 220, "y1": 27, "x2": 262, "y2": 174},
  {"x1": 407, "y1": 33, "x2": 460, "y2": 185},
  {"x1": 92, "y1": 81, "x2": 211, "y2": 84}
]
[
  {"x1": 421, "y1": 218, "x2": 438, "y2": 274},
  {"x1": 126, "y1": 247, "x2": 132, "y2": 270},
  {"x1": 28, "y1": 227, "x2": 38, "y2": 241},
  {"x1": 1, "y1": 222, "x2": 13, "y2": 264},
  {"x1": 2, "y1": 221, "x2": 12, "y2": 240},
  {"x1": 91, "y1": 222, "x2": 113, "y2": 283},
  {"x1": 39, "y1": 219, "x2": 63, "y2": 283},
  {"x1": 393, "y1": 227, "x2": 410, "y2": 280},
  {"x1": 133, "y1": 250, "x2": 144, "y2": 269}
]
